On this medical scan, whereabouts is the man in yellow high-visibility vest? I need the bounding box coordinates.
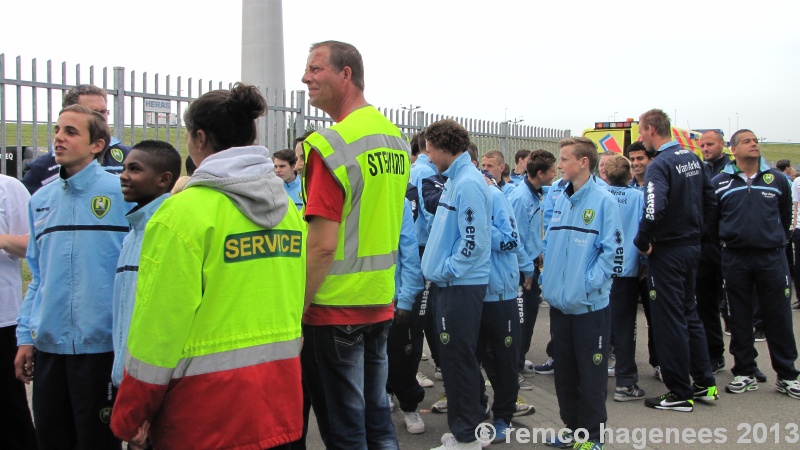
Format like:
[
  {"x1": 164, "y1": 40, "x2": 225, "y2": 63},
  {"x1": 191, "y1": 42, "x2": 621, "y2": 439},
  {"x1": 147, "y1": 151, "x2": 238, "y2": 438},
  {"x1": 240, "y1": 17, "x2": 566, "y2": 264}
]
[{"x1": 299, "y1": 40, "x2": 410, "y2": 449}]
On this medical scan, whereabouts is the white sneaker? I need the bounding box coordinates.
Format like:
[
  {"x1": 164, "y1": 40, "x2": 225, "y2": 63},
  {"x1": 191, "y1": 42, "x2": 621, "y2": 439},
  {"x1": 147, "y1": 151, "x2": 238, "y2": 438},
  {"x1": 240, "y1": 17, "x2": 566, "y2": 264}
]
[
  {"x1": 403, "y1": 411, "x2": 426, "y2": 434},
  {"x1": 388, "y1": 393, "x2": 395, "y2": 412},
  {"x1": 417, "y1": 371, "x2": 434, "y2": 388},
  {"x1": 521, "y1": 359, "x2": 535, "y2": 377},
  {"x1": 431, "y1": 392, "x2": 447, "y2": 413},
  {"x1": 434, "y1": 366, "x2": 443, "y2": 380},
  {"x1": 513, "y1": 395, "x2": 535, "y2": 416},
  {"x1": 518, "y1": 373, "x2": 533, "y2": 390},
  {"x1": 430, "y1": 433, "x2": 482, "y2": 449},
  {"x1": 608, "y1": 356, "x2": 616, "y2": 377}
]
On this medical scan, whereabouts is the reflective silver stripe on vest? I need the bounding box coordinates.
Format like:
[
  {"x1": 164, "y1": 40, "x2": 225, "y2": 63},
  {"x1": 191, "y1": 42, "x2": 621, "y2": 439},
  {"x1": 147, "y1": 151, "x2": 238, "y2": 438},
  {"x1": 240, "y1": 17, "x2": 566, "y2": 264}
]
[
  {"x1": 125, "y1": 338, "x2": 301, "y2": 385},
  {"x1": 314, "y1": 128, "x2": 408, "y2": 276}
]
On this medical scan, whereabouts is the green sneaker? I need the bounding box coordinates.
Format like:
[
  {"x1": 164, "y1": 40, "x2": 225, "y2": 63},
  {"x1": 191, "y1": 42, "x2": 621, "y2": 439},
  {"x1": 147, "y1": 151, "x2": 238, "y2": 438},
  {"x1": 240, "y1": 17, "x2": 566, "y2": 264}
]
[
  {"x1": 693, "y1": 384, "x2": 719, "y2": 401},
  {"x1": 573, "y1": 439, "x2": 604, "y2": 450}
]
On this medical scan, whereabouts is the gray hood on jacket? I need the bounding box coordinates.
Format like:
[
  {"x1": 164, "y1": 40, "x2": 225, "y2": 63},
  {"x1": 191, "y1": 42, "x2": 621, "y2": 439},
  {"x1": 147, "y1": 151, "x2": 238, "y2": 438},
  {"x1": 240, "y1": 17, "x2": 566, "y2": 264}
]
[{"x1": 185, "y1": 145, "x2": 288, "y2": 229}]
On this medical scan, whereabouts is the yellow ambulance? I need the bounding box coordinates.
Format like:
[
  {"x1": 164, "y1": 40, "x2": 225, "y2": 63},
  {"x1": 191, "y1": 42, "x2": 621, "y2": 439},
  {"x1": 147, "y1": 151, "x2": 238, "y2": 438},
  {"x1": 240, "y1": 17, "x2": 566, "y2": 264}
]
[{"x1": 582, "y1": 118, "x2": 704, "y2": 158}]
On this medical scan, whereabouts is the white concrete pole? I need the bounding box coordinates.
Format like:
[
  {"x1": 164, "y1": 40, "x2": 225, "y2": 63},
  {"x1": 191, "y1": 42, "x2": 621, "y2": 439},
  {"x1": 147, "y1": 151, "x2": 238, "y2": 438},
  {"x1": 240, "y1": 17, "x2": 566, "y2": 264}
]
[{"x1": 242, "y1": 0, "x2": 286, "y2": 149}]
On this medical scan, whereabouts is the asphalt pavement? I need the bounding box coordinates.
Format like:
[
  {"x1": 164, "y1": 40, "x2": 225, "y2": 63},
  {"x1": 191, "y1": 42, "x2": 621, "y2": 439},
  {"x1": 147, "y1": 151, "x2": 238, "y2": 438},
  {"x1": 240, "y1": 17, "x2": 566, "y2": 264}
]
[{"x1": 304, "y1": 302, "x2": 800, "y2": 450}]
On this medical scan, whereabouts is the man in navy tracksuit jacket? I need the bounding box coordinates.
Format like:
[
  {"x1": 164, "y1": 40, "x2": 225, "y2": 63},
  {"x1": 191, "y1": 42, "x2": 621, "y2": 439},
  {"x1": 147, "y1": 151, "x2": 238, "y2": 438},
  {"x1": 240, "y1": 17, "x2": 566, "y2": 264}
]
[
  {"x1": 696, "y1": 130, "x2": 737, "y2": 373},
  {"x1": 421, "y1": 120, "x2": 491, "y2": 449},
  {"x1": 709, "y1": 129, "x2": 800, "y2": 399},
  {"x1": 541, "y1": 137, "x2": 622, "y2": 446},
  {"x1": 633, "y1": 109, "x2": 718, "y2": 412}
]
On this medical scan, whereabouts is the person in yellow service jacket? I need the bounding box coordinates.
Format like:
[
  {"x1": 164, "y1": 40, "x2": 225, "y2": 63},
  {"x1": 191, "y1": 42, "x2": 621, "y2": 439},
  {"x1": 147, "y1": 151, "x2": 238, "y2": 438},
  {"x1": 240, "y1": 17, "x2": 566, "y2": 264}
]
[{"x1": 111, "y1": 83, "x2": 306, "y2": 450}]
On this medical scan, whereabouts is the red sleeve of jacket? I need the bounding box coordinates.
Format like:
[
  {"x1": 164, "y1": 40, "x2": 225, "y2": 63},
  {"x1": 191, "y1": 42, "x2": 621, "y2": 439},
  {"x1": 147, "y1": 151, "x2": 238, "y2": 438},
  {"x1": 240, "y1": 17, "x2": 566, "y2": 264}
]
[{"x1": 111, "y1": 372, "x2": 168, "y2": 441}]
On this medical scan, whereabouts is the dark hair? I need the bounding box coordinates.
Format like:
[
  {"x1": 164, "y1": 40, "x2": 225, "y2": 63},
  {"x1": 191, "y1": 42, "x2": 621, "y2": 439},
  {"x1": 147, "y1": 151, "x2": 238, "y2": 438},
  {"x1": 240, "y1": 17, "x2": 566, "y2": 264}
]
[
  {"x1": 527, "y1": 149, "x2": 556, "y2": 177},
  {"x1": 183, "y1": 82, "x2": 267, "y2": 153},
  {"x1": 425, "y1": 119, "x2": 471, "y2": 156},
  {"x1": 776, "y1": 159, "x2": 791, "y2": 171},
  {"x1": 185, "y1": 155, "x2": 197, "y2": 176},
  {"x1": 639, "y1": 109, "x2": 672, "y2": 138},
  {"x1": 131, "y1": 140, "x2": 182, "y2": 190},
  {"x1": 59, "y1": 104, "x2": 110, "y2": 161},
  {"x1": 467, "y1": 142, "x2": 478, "y2": 163},
  {"x1": 626, "y1": 141, "x2": 654, "y2": 159},
  {"x1": 295, "y1": 130, "x2": 313, "y2": 144},
  {"x1": 310, "y1": 41, "x2": 365, "y2": 91},
  {"x1": 63, "y1": 84, "x2": 107, "y2": 107},
  {"x1": 273, "y1": 149, "x2": 298, "y2": 166},
  {"x1": 605, "y1": 154, "x2": 632, "y2": 186},
  {"x1": 410, "y1": 133, "x2": 421, "y2": 157},
  {"x1": 514, "y1": 149, "x2": 531, "y2": 164},
  {"x1": 731, "y1": 129, "x2": 756, "y2": 147}
]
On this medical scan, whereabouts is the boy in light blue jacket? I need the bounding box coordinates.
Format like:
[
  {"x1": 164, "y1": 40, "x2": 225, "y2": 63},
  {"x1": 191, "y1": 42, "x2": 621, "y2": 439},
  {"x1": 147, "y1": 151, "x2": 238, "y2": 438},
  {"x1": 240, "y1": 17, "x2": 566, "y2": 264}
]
[
  {"x1": 387, "y1": 198, "x2": 426, "y2": 435},
  {"x1": 421, "y1": 120, "x2": 491, "y2": 450},
  {"x1": 541, "y1": 137, "x2": 623, "y2": 450},
  {"x1": 604, "y1": 155, "x2": 646, "y2": 403},
  {"x1": 15, "y1": 105, "x2": 133, "y2": 449},
  {"x1": 111, "y1": 140, "x2": 181, "y2": 387},
  {"x1": 478, "y1": 171, "x2": 534, "y2": 443}
]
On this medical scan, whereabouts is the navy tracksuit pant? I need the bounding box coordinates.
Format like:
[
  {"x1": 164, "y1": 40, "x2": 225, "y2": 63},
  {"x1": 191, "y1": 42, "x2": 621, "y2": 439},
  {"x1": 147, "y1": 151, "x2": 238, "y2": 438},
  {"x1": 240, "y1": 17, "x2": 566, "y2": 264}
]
[
  {"x1": 638, "y1": 273, "x2": 658, "y2": 368},
  {"x1": 436, "y1": 283, "x2": 486, "y2": 443},
  {"x1": 551, "y1": 306, "x2": 610, "y2": 441},
  {"x1": 32, "y1": 351, "x2": 121, "y2": 450},
  {"x1": 477, "y1": 299, "x2": 521, "y2": 423},
  {"x1": 648, "y1": 245, "x2": 715, "y2": 400},
  {"x1": 610, "y1": 277, "x2": 640, "y2": 387},
  {"x1": 721, "y1": 248, "x2": 800, "y2": 380},
  {"x1": 387, "y1": 284, "x2": 428, "y2": 412},
  {"x1": 695, "y1": 254, "x2": 726, "y2": 362},
  {"x1": 517, "y1": 267, "x2": 541, "y2": 372}
]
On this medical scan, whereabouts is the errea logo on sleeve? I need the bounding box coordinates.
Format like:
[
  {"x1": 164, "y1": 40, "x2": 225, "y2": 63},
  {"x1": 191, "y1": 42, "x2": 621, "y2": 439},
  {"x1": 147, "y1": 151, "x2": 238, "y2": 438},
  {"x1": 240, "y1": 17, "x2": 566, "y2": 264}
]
[{"x1": 224, "y1": 230, "x2": 302, "y2": 263}]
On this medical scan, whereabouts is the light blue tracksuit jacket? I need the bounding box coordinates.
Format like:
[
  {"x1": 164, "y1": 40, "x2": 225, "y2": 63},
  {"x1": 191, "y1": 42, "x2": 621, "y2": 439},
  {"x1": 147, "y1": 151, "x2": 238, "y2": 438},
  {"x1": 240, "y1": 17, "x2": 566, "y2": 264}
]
[
  {"x1": 605, "y1": 184, "x2": 643, "y2": 278},
  {"x1": 421, "y1": 152, "x2": 491, "y2": 286},
  {"x1": 17, "y1": 160, "x2": 132, "y2": 353},
  {"x1": 485, "y1": 185, "x2": 529, "y2": 301},
  {"x1": 409, "y1": 153, "x2": 437, "y2": 246},
  {"x1": 395, "y1": 199, "x2": 424, "y2": 311},
  {"x1": 111, "y1": 193, "x2": 169, "y2": 386},
  {"x1": 541, "y1": 178, "x2": 623, "y2": 315}
]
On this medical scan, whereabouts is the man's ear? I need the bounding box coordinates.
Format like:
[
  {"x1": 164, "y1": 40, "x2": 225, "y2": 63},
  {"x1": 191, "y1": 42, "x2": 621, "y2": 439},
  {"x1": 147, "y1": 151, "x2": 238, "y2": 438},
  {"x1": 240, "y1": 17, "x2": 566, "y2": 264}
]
[{"x1": 90, "y1": 139, "x2": 106, "y2": 156}]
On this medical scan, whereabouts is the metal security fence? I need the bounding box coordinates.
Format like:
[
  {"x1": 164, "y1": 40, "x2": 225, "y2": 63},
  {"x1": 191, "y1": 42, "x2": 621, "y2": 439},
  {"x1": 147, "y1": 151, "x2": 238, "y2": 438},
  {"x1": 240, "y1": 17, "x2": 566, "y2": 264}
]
[{"x1": 0, "y1": 54, "x2": 570, "y2": 178}]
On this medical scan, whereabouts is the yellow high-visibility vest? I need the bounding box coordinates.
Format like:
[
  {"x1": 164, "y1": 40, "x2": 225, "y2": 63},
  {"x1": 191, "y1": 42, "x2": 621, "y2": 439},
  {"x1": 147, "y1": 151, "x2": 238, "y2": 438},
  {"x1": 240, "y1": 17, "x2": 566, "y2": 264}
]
[{"x1": 303, "y1": 105, "x2": 410, "y2": 307}]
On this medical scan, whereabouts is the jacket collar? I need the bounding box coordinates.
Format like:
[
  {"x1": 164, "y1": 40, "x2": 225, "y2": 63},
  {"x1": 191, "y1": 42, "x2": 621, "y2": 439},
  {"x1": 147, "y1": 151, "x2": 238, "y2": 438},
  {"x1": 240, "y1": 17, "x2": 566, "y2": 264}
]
[
  {"x1": 442, "y1": 152, "x2": 475, "y2": 179},
  {"x1": 657, "y1": 140, "x2": 680, "y2": 153},
  {"x1": 722, "y1": 157, "x2": 771, "y2": 175},
  {"x1": 565, "y1": 176, "x2": 596, "y2": 204},
  {"x1": 415, "y1": 153, "x2": 437, "y2": 173},
  {"x1": 523, "y1": 176, "x2": 543, "y2": 199},
  {"x1": 126, "y1": 193, "x2": 169, "y2": 231},
  {"x1": 59, "y1": 159, "x2": 104, "y2": 193}
]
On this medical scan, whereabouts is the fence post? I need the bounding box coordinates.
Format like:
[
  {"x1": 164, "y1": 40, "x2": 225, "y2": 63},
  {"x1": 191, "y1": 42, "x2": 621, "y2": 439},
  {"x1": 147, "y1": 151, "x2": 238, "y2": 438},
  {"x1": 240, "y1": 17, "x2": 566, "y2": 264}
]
[
  {"x1": 295, "y1": 90, "x2": 306, "y2": 138},
  {"x1": 113, "y1": 67, "x2": 125, "y2": 142}
]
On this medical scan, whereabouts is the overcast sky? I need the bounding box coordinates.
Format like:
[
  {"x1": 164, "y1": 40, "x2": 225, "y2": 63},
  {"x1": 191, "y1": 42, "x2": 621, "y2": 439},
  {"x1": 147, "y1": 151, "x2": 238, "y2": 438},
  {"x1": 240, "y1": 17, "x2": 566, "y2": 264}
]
[{"x1": 3, "y1": 0, "x2": 799, "y2": 142}]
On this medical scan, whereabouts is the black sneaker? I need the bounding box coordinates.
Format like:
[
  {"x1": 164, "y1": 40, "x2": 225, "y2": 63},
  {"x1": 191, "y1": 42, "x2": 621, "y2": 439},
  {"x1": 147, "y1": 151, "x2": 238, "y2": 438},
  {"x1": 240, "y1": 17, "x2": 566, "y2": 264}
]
[
  {"x1": 644, "y1": 392, "x2": 694, "y2": 412},
  {"x1": 754, "y1": 329, "x2": 766, "y2": 342},
  {"x1": 711, "y1": 357, "x2": 725, "y2": 374},
  {"x1": 614, "y1": 384, "x2": 646, "y2": 402},
  {"x1": 754, "y1": 368, "x2": 767, "y2": 383}
]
